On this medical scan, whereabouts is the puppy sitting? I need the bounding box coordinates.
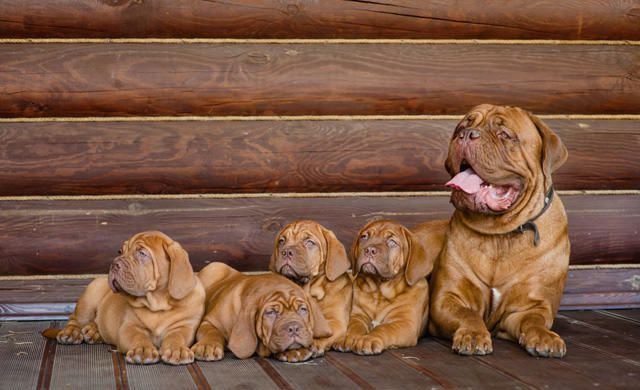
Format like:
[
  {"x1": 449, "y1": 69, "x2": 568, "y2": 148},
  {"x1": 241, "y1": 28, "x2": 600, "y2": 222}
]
[
  {"x1": 46, "y1": 231, "x2": 205, "y2": 365},
  {"x1": 192, "y1": 262, "x2": 332, "y2": 363},
  {"x1": 334, "y1": 219, "x2": 445, "y2": 355},
  {"x1": 269, "y1": 220, "x2": 352, "y2": 356}
]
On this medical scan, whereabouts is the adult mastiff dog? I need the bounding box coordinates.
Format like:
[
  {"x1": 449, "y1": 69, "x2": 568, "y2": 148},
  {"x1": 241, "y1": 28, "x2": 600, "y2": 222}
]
[{"x1": 429, "y1": 104, "x2": 570, "y2": 358}]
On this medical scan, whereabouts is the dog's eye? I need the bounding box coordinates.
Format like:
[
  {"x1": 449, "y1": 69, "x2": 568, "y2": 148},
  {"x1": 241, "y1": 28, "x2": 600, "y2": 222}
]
[
  {"x1": 387, "y1": 239, "x2": 398, "y2": 248},
  {"x1": 496, "y1": 130, "x2": 512, "y2": 140},
  {"x1": 298, "y1": 306, "x2": 308, "y2": 315},
  {"x1": 264, "y1": 308, "x2": 279, "y2": 317},
  {"x1": 117, "y1": 249, "x2": 122, "y2": 255},
  {"x1": 278, "y1": 237, "x2": 286, "y2": 245},
  {"x1": 361, "y1": 232, "x2": 369, "y2": 241},
  {"x1": 304, "y1": 239, "x2": 316, "y2": 248},
  {"x1": 135, "y1": 248, "x2": 150, "y2": 262}
]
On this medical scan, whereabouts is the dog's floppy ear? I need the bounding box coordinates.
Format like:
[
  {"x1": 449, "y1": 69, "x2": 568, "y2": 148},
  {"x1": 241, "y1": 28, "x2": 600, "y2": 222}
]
[
  {"x1": 527, "y1": 111, "x2": 568, "y2": 187},
  {"x1": 308, "y1": 297, "x2": 332, "y2": 338},
  {"x1": 320, "y1": 226, "x2": 350, "y2": 281},
  {"x1": 350, "y1": 225, "x2": 366, "y2": 277},
  {"x1": 269, "y1": 228, "x2": 285, "y2": 274},
  {"x1": 164, "y1": 240, "x2": 197, "y2": 300},
  {"x1": 402, "y1": 227, "x2": 432, "y2": 287},
  {"x1": 228, "y1": 302, "x2": 259, "y2": 359}
]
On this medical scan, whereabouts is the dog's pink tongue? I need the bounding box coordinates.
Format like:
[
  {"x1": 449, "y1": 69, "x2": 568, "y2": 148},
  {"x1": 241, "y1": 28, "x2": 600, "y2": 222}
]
[{"x1": 446, "y1": 168, "x2": 484, "y2": 194}]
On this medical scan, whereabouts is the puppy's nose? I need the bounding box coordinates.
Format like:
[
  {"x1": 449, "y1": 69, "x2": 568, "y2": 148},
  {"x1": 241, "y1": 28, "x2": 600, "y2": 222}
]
[
  {"x1": 281, "y1": 247, "x2": 295, "y2": 259},
  {"x1": 364, "y1": 246, "x2": 378, "y2": 256},
  {"x1": 285, "y1": 321, "x2": 301, "y2": 336},
  {"x1": 458, "y1": 128, "x2": 481, "y2": 142}
]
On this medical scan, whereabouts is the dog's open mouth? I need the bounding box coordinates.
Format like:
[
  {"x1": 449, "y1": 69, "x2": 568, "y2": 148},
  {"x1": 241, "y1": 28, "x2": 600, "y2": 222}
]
[{"x1": 446, "y1": 164, "x2": 520, "y2": 212}]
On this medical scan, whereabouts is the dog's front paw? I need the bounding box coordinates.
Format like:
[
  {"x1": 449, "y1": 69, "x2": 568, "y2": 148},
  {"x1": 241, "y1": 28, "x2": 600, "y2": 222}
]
[
  {"x1": 125, "y1": 344, "x2": 160, "y2": 364},
  {"x1": 311, "y1": 338, "x2": 331, "y2": 358},
  {"x1": 351, "y1": 335, "x2": 385, "y2": 355},
  {"x1": 452, "y1": 327, "x2": 493, "y2": 356},
  {"x1": 57, "y1": 324, "x2": 83, "y2": 345},
  {"x1": 519, "y1": 327, "x2": 566, "y2": 358},
  {"x1": 274, "y1": 347, "x2": 313, "y2": 363},
  {"x1": 81, "y1": 323, "x2": 102, "y2": 344},
  {"x1": 160, "y1": 345, "x2": 194, "y2": 365},
  {"x1": 191, "y1": 341, "x2": 224, "y2": 361},
  {"x1": 332, "y1": 334, "x2": 357, "y2": 352}
]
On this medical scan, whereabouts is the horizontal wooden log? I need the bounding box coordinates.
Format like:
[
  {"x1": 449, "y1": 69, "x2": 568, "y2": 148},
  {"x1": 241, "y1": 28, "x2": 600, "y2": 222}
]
[
  {"x1": 1, "y1": 43, "x2": 638, "y2": 117},
  {"x1": 1, "y1": 119, "x2": 638, "y2": 195},
  {"x1": 0, "y1": 194, "x2": 637, "y2": 275},
  {"x1": 2, "y1": 267, "x2": 639, "y2": 319},
  {"x1": 0, "y1": 1, "x2": 638, "y2": 40}
]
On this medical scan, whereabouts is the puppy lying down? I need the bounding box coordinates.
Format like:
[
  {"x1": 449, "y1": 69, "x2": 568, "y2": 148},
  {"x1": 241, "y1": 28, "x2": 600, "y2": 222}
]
[
  {"x1": 43, "y1": 231, "x2": 205, "y2": 365},
  {"x1": 192, "y1": 262, "x2": 332, "y2": 363}
]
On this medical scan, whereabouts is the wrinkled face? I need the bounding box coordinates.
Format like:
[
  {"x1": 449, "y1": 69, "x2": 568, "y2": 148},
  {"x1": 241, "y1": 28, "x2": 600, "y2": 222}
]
[
  {"x1": 271, "y1": 221, "x2": 326, "y2": 284},
  {"x1": 258, "y1": 291, "x2": 315, "y2": 353},
  {"x1": 108, "y1": 233, "x2": 168, "y2": 297},
  {"x1": 353, "y1": 221, "x2": 409, "y2": 280},
  {"x1": 445, "y1": 104, "x2": 545, "y2": 214}
]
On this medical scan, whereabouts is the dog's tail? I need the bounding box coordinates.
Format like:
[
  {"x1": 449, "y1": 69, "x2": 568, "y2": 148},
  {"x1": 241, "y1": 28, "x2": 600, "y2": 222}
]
[{"x1": 41, "y1": 328, "x2": 61, "y2": 340}]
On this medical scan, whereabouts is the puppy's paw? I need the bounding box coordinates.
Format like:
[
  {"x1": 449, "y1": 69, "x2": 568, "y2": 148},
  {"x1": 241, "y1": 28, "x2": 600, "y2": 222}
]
[
  {"x1": 274, "y1": 347, "x2": 313, "y2": 363},
  {"x1": 160, "y1": 345, "x2": 194, "y2": 365},
  {"x1": 81, "y1": 323, "x2": 102, "y2": 344},
  {"x1": 311, "y1": 339, "x2": 330, "y2": 358},
  {"x1": 452, "y1": 327, "x2": 493, "y2": 356},
  {"x1": 57, "y1": 324, "x2": 83, "y2": 345},
  {"x1": 125, "y1": 345, "x2": 160, "y2": 364},
  {"x1": 519, "y1": 327, "x2": 566, "y2": 358},
  {"x1": 191, "y1": 341, "x2": 224, "y2": 361},
  {"x1": 332, "y1": 334, "x2": 356, "y2": 352},
  {"x1": 351, "y1": 335, "x2": 385, "y2": 355}
]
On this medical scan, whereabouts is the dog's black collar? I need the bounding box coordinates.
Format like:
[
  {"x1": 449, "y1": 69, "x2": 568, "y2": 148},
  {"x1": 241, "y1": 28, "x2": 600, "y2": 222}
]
[{"x1": 511, "y1": 187, "x2": 554, "y2": 246}]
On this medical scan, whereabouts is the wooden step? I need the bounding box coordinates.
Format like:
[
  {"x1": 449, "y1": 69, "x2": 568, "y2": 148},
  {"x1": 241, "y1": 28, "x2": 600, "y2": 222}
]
[{"x1": 1, "y1": 43, "x2": 638, "y2": 117}]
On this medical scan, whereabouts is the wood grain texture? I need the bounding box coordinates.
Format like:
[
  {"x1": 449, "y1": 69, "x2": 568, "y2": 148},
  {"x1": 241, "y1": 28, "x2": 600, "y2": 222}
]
[
  {"x1": 1, "y1": 43, "x2": 638, "y2": 117},
  {"x1": 0, "y1": 0, "x2": 639, "y2": 39},
  {"x1": 0, "y1": 194, "x2": 637, "y2": 275},
  {"x1": 1, "y1": 119, "x2": 638, "y2": 195},
  {"x1": 1, "y1": 268, "x2": 638, "y2": 319}
]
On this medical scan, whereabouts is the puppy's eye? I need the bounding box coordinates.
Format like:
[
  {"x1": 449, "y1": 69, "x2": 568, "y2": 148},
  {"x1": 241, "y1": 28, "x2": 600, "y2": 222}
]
[
  {"x1": 298, "y1": 306, "x2": 308, "y2": 315},
  {"x1": 135, "y1": 248, "x2": 150, "y2": 262},
  {"x1": 496, "y1": 130, "x2": 512, "y2": 140},
  {"x1": 264, "y1": 308, "x2": 278, "y2": 317},
  {"x1": 361, "y1": 232, "x2": 369, "y2": 241},
  {"x1": 387, "y1": 239, "x2": 398, "y2": 248},
  {"x1": 304, "y1": 239, "x2": 316, "y2": 248},
  {"x1": 117, "y1": 249, "x2": 122, "y2": 255},
  {"x1": 278, "y1": 237, "x2": 286, "y2": 245}
]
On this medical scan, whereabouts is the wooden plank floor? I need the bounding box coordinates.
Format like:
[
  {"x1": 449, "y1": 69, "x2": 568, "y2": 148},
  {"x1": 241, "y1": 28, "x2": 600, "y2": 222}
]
[{"x1": 1, "y1": 310, "x2": 638, "y2": 389}]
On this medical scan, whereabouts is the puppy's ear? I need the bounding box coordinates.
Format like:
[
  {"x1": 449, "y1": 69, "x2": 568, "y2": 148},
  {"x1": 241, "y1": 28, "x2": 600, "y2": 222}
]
[
  {"x1": 320, "y1": 226, "x2": 349, "y2": 281},
  {"x1": 350, "y1": 226, "x2": 365, "y2": 277},
  {"x1": 164, "y1": 240, "x2": 197, "y2": 300},
  {"x1": 228, "y1": 304, "x2": 259, "y2": 359},
  {"x1": 268, "y1": 232, "x2": 281, "y2": 274},
  {"x1": 308, "y1": 297, "x2": 332, "y2": 338},
  {"x1": 527, "y1": 111, "x2": 568, "y2": 186},
  {"x1": 402, "y1": 227, "x2": 432, "y2": 287}
]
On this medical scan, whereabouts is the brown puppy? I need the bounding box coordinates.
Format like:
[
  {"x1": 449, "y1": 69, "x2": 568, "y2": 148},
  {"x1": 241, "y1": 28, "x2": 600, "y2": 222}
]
[
  {"x1": 269, "y1": 220, "x2": 352, "y2": 356},
  {"x1": 334, "y1": 219, "x2": 444, "y2": 355},
  {"x1": 51, "y1": 231, "x2": 205, "y2": 365},
  {"x1": 192, "y1": 262, "x2": 332, "y2": 363},
  {"x1": 429, "y1": 104, "x2": 570, "y2": 358}
]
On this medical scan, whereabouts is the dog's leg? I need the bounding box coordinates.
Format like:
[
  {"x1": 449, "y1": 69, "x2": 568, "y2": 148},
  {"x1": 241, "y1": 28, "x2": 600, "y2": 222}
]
[
  {"x1": 499, "y1": 307, "x2": 566, "y2": 358},
  {"x1": 191, "y1": 321, "x2": 226, "y2": 361},
  {"x1": 119, "y1": 325, "x2": 159, "y2": 364},
  {"x1": 160, "y1": 325, "x2": 197, "y2": 365},
  {"x1": 332, "y1": 312, "x2": 370, "y2": 352},
  {"x1": 57, "y1": 278, "x2": 110, "y2": 345},
  {"x1": 430, "y1": 291, "x2": 493, "y2": 356}
]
